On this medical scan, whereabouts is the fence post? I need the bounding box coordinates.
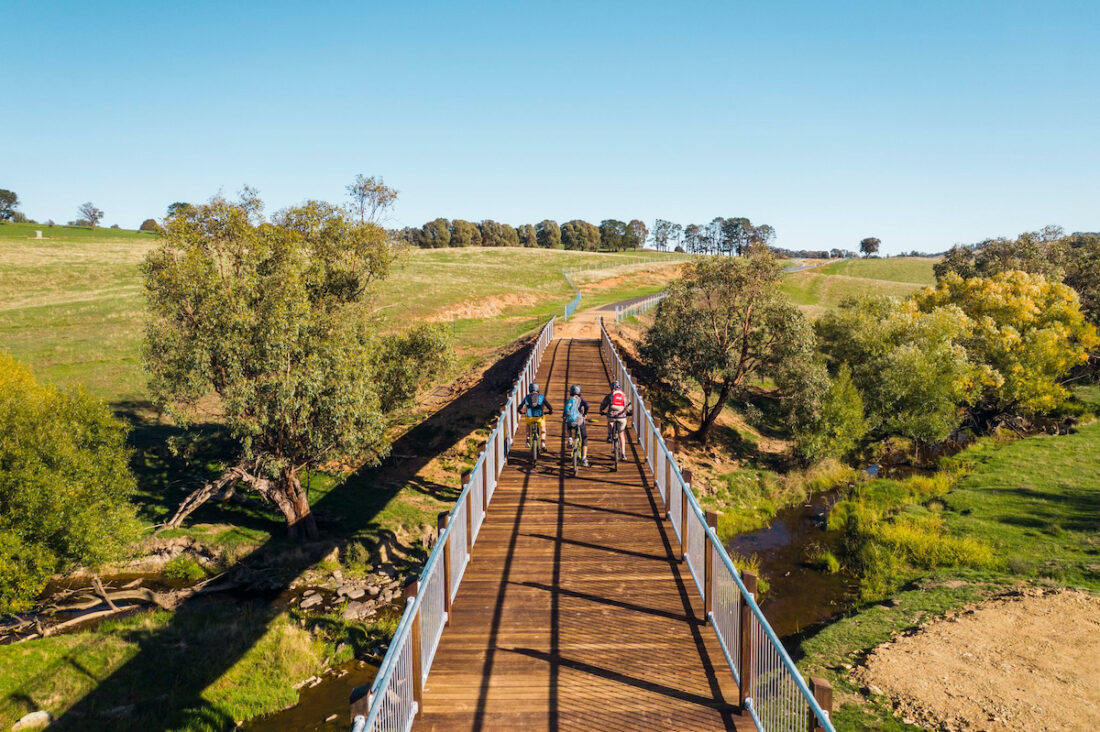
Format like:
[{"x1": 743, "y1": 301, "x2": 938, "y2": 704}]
[
  {"x1": 482, "y1": 457, "x2": 490, "y2": 512},
  {"x1": 462, "y1": 470, "x2": 473, "y2": 553},
  {"x1": 704, "y1": 510, "x2": 718, "y2": 622},
  {"x1": 663, "y1": 451, "x2": 673, "y2": 517},
  {"x1": 680, "y1": 469, "x2": 692, "y2": 561},
  {"x1": 739, "y1": 570, "x2": 758, "y2": 710},
  {"x1": 809, "y1": 677, "x2": 833, "y2": 731},
  {"x1": 438, "y1": 512, "x2": 452, "y2": 623},
  {"x1": 405, "y1": 580, "x2": 424, "y2": 707}
]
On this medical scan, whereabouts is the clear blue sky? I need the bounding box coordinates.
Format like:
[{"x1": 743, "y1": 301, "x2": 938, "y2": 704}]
[{"x1": 2, "y1": 0, "x2": 1097, "y2": 253}]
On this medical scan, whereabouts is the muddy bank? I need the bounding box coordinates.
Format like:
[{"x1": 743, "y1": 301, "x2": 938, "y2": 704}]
[{"x1": 726, "y1": 491, "x2": 855, "y2": 638}]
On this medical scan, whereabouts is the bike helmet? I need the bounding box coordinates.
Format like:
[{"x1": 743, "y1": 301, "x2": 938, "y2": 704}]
[
  {"x1": 611, "y1": 381, "x2": 621, "y2": 390},
  {"x1": 570, "y1": 384, "x2": 581, "y2": 396},
  {"x1": 529, "y1": 382, "x2": 540, "y2": 394}
]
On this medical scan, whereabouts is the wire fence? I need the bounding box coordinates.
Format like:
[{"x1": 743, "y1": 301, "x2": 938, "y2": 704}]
[
  {"x1": 614, "y1": 292, "x2": 667, "y2": 322},
  {"x1": 351, "y1": 317, "x2": 556, "y2": 732},
  {"x1": 598, "y1": 317, "x2": 835, "y2": 732}
]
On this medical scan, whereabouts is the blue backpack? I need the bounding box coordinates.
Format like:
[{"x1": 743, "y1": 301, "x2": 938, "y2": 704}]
[
  {"x1": 525, "y1": 393, "x2": 545, "y2": 417},
  {"x1": 564, "y1": 396, "x2": 582, "y2": 426}
]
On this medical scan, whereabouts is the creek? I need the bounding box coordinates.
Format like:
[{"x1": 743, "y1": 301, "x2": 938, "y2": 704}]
[
  {"x1": 726, "y1": 491, "x2": 856, "y2": 639},
  {"x1": 244, "y1": 658, "x2": 379, "y2": 731}
]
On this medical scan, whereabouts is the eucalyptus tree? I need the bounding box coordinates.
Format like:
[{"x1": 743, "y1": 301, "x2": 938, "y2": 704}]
[
  {"x1": 417, "y1": 217, "x2": 451, "y2": 248},
  {"x1": 860, "y1": 237, "x2": 881, "y2": 257},
  {"x1": 516, "y1": 223, "x2": 538, "y2": 247},
  {"x1": 143, "y1": 190, "x2": 451, "y2": 539},
  {"x1": 0, "y1": 189, "x2": 20, "y2": 221},
  {"x1": 346, "y1": 174, "x2": 398, "y2": 223},
  {"x1": 449, "y1": 219, "x2": 481, "y2": 247},
  {"x1": 642, "y1": 252, "x2": 815, "y2": 443},
  {"x1": 627, "y1": 219, "x2": 648, "y2": 250},
  {"x1": 536, "y1": 219, "x2": 561, "y2": 249}
]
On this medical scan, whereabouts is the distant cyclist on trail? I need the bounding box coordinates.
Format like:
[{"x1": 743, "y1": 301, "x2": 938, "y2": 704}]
[
  {"x1": 599, "y1": 380, "x2": 631, "y2": 457},
  {"x1": 563, "y1": 384, "x2": 590, "y2": 467},
  {"x1": 519, "y1": 382, "x2": 552, "y2": 451}
]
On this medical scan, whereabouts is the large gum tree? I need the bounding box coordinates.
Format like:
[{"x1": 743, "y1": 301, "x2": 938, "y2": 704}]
[{"x1": 143, "y1": 189, "x2": 450, "y2": 539}]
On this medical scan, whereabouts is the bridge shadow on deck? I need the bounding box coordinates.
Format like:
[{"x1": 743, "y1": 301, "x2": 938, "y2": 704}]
[{"x1": 49, "y1": 340, "x2": 536, "y2": 731}]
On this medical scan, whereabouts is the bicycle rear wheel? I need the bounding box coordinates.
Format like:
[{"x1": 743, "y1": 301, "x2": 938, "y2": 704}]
[
  {"x1": 531, "y1": 425, "x2": 539, "y2": 465},
  {"x1": 612, "y1": 426, "x2": 620, "y2": 471}
]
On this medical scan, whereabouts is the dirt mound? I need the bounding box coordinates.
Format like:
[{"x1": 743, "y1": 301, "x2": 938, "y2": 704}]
[{"x1": 857, "y1": 588, "x2": 1100, "y2": 730}]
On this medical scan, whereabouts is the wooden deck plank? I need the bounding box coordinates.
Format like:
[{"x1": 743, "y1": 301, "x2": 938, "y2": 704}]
[{"x1": 413, "y1": 338, "x2": 741, "y2": 730}]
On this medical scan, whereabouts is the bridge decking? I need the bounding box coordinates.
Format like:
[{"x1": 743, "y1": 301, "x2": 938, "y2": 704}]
[{"x1": 414, "y1": 337, "x2": 740, "y2": 730}]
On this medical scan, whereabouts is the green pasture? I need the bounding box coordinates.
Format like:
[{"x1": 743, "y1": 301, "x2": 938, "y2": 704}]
[
  {"x1": 0, "y1": 222, "x2": 683, "y2": 403},
  {"x1": 817, "y1": 256, "x2": 937, "y2": 285}
]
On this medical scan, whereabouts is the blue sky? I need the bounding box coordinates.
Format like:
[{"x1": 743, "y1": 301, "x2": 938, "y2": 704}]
[{"x1": 2, "y1": 0, "x2": 1097, "y2": 253}]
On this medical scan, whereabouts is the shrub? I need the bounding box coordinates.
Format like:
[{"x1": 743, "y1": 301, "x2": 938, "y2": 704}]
[
  {"x1": 0, "y1": 355, "x2": 141, "y2": 613},
  {"x1": 163, "y1": 555, "x2": 206, "y2": 582},
  {"x1": 139, "y1": 218, "x2": 161, "y2": 232}
]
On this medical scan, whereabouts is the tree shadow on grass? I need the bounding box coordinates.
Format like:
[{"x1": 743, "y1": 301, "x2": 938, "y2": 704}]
[{"x1": 53, "y1": 340, "x2": 533, "y2": 731}]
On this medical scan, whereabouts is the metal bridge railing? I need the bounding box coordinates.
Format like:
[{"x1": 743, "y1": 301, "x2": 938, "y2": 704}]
[
  {"x1": 599, "y1": 317, "x2": 835, "y2": 732},
  {"x1": 614, "y1": 291, "x2": 666, "y2": 322},
  {"x1": 351, "y1": 317, "x2": 556, "y2": 732}
]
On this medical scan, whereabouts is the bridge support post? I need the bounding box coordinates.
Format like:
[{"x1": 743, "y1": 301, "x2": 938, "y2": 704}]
[
  {"x1": 704, "y1": 510, "x2": 719, "y2": 622},
  {"x1": 662, "y1": 451, "x2": 673, "y2": 517},
  {"x1": 405, "y1": 580, "x2": 424, "y2": 708},
  {"x1": 809, "y1": 677, "x2": 833, "y2": 732},
  {"x1": 462, "y1": 470, "x2": 474, "y2": 553},
  {"x1": 739, "y1": 570, "x2": 758, "y2": 710},
  {"x1": 680, "y1": 470, "x2": 692, "y2": 561},
  {"x1": 349, "y1": 684, "x2": 371, "y2": 725},
  {"x1": 438, "y1": 512, "x2": 452, "y2": 624}
]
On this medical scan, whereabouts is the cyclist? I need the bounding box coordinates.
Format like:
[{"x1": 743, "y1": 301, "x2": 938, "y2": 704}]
[
  {"x1": 599, "y1": 380, "x2": 631, "y2": 458},
  {"x1": 519, "y1": 382, "x2": 552, "y2": 451},
  {"x1": 563, "y1": 384, "x2": 590, "y2": 467}
]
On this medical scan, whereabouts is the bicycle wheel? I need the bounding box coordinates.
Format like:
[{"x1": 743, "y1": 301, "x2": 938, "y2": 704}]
[
  {"x1": 612, "y1": 426, "x2": 619, "y2": 471},
  {"x1": 531, "y1": 424, "x2": 539, "y2": 465}
]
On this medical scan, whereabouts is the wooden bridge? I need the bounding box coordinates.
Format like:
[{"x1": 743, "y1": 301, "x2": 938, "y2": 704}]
[
  {"x1": 415, "y1": 337, "x2": 739, "y2": 729},
  {"x1": 352, "y1": 319, "x2": 834, "y2": 732}
]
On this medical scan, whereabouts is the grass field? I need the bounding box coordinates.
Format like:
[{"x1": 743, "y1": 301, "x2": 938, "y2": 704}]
[
  {"x1": 0, "y1": 222, "x2": 683, "y2": 402},
  {"x1": 796, "y1": 386, "x2": 1100, "y2": 730},
  {"x1": 781, "y1": 257, "x2": 937, "y2": 317}
]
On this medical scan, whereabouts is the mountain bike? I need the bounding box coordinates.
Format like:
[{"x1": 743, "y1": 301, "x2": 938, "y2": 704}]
[
  {"x1": 568, "y1": 424, "x2": 584, "y2": 476},
  {"x1": 526, "y1": 419, "x2": 542, "y2": 466},
  {"x1": 609, "y1": 418, "x2": 626, "y2": 471}
]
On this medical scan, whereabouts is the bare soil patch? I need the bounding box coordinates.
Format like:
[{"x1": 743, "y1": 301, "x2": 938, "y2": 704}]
[
  {"x1": 857, "y1": 588, "x2": 1100, "y2": 730},
  {"x1": 427, "y1": 292, "x2": 539, "y2": 321}
]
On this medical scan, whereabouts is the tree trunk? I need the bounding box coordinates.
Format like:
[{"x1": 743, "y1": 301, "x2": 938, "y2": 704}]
[
  {"x1": 164, "y1": 461, "x2": 317, "y2": 541},
  {"x1": 261, "y1": 470, "x2": 318, "y2": 542},
  {"x1": 694, "y1": 381, "x2": 733, "y2": 444}
]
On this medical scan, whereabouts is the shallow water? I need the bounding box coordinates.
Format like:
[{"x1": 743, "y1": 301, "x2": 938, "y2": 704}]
[
  {"x1": 726, "y1": 491, "x2": 856, "y2": 639},
  {"x1": 244, "y1": 658, "x2": 379, "y2": 731}
]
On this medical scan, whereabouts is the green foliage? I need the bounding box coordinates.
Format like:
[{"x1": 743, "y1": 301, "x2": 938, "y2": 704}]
[
  {"x1": 0, "y1": 189, "x2": 19, "y2": 221},
  {"x1": 642, "y1": 252, "x2": 815, "y2": 442},
  {"x1": 913, "y1": 271, "x2": 1099, "y2": 416},
  {"x1": 448, "y1": 219, "x2": 481, "y2": 247},
  {"x1": 536, "y1": 219, "x2": 561, "y2": 249},
  {"x1": 478, "y1": 219, "x2": 519, "y2": 247},
  {"x1": 817, "y1": 295, "x2": 979, "y2": 443},
  {"x1": 142, "y1": 193, "x2": 452, "y2": 537},
  {"x1": 163, "y1": 555, "x2": 206, "y2": 582},
  {"x1": 859, "y1": 237, "x2": 881, "y2": 256},
  {"x1": 0, "y1": 354, "x2": 140, "y2": 613},
  {"x1": 599, "y1": 219, "x2": 628, "y2": 251},
  {"x1": 516, "y1": 223, "x2": 538, "y2": 248},
  {"x1": 416, "y1": 217, "x2": 450, "y2": 248},
  {"x1": 139, "y1": 218, "x2": 161, "y2": 232},
  {"x1": 794, "y1": 363, "x2": 868, "y2": 461},
  {"x1": 560, "y1": 219, "x2": 600, "y2": 251}
]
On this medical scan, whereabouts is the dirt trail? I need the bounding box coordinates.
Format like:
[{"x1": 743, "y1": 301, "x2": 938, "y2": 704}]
[{"x1": 858, "y1": 588, "x2": 1100, "y2": 731}]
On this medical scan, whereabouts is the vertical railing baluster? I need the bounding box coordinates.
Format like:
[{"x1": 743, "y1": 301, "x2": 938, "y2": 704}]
[{"x1": 739, "y1": 570, "x2": 758, "y2": 711}]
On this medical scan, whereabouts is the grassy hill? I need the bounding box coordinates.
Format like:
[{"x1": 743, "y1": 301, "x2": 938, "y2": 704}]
[
  {"x1": 782, "y1": 256, "x2": 937, "y2": 316},
  {"x1": 0, "y1": 222, "x2": 683, "y2": 402}
]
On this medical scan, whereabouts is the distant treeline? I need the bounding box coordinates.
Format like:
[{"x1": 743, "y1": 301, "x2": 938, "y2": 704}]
[
  {"x1": 391, "y1": 218, "x2": 649, "y2": 251},
  {"x1": 393, "y1": 215, "x2": 803, "y2": 255}
]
